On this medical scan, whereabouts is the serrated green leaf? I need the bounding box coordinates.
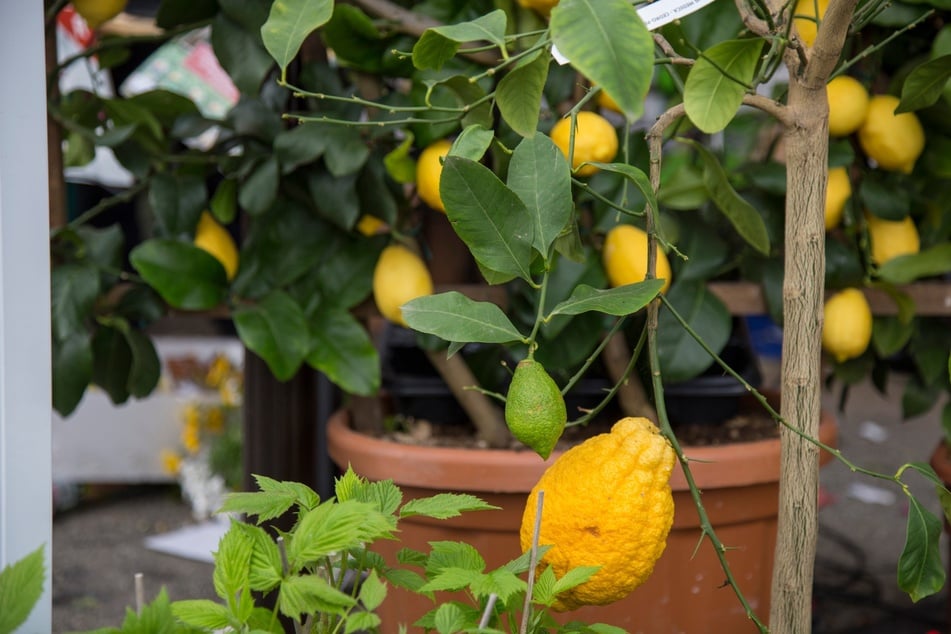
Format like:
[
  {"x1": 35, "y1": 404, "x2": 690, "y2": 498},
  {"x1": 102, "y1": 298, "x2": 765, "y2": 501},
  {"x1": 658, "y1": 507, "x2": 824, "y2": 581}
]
[
  {"x1": 218, "y1": 490, "x2": 298, "y2": 524},
  {"x1": 684, "y1": 39, "x2": 764, "y2": 133},
  {"x1": 231, "y1": 523, "x2": 283, "y2": 592},
  {"x1": 552, "y1": 565, "x2": 600, "y2": 595},
  {"x1": 306, "y1": 308, "x2": 380, "y2": 396},
  {"x1": 507, "y1": 133, "x2": 573, "y2": 256},
  {"x1": 433, "y1": 601, "x2": 469, "y2": 634},
  {"x1": 531, "y1": 565, "x2": 558, "y2": 605},
  {"x1": 261, "y1": 0, "x2": 334, "y2": 72},
  {"x1": 130, "y1": 239, "x2": 229, "y2": 310},
  {"x1": 497, "y1": 52, "x2": 549, "y2": 137},
  {"x1": 171, "y1": 599, "x2": 232, "y2": 629},
  {"x1": 898, "y1": 495, "x2": 946, "y2": 602},
  {"x1": 440, "y1": 156, "x2": 535, "y2": 282},
  {"x1": 0, "y1": 544, "x2": 45, "y2": 634},
  {"x1": 413, "y1": 11, "x2": 507, "y2": 71},
  {"x1": 345, "y1": 610, "x2": 382, "y2": 634},
  {"x1": 877, "y1": 243, "x2": 951, "y2": 284},
  {"x1": 402, "y1": 291, "x2": 525, "y2": 344},
  {"x1": 383, "y1": 567, "x2": 428, "y2": 593},
  {"x1": 234, "y1": 291, "x2": 310, "y2": 381},
  {"x1": 547, "y1": 280, "x2": 663, "y2": 318},
  {"x1": 278, "y1": 574, "x2": 357, "y2": 618},
  {"x1": 897, "y1": 55, "x2": 951, "y2": 113},
  {"x1": 420, "y1": 567, "x2": 483, "y2": 592},
  {"x1": 550, "y1": 0, "x2": 653, "y2": 119},
  {"x1": 334, "y1": 466, "x2": 367, "y2": 503},
  {"x1": 357, "y1": 569, "x2": 387, "y2": 612},
  {"x1": 400, "y1": 493, "x2": 499, "y2": 519},
  {"x1": 425, "y1": 541, "x2": 485, "y2": 576},
  {"x1": 352, "y1": 479, "x2": 403, "y2": 516},
  {"x1": 684, "y1": 139, "x2": 770, "y2": 255},
  {"x1": 470, "y1": 569, "x2": 526, "y2": 602},
  {"x1": 289, "y1": 500, "x2": 394, "y2": 566},
  {"x1": 500, "y1": 545, "x2": 551, "y2": 575},
  {"x1": 213, "y1": 521, "x2": 254, "y2": 605}
]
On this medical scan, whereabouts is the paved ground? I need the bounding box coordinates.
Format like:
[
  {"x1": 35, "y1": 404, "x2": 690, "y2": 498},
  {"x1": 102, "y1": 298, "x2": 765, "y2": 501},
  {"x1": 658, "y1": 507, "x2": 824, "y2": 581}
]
[{"x1": 51, "y1": 367, "x2": 951, "y2": 633}]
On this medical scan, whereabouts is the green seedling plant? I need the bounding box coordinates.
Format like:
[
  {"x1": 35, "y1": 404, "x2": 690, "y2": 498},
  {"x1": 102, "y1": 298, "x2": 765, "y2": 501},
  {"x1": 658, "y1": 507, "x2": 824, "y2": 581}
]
[{"x1": 71, "y1": 467, "x2": 621, "y2": 634}]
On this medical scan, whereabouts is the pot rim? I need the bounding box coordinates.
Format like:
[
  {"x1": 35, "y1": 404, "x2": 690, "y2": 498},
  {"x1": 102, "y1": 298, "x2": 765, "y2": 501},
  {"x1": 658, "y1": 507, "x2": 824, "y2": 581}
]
[{"x1": 326, "y1": 405, "x2": 838, "y2": 493}]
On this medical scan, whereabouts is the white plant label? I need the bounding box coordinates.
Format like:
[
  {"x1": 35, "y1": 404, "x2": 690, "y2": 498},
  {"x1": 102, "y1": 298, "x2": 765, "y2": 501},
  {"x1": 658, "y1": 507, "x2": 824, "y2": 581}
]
[{"x1": 551, "y1": 0, "x2": 719, "y2": 64}]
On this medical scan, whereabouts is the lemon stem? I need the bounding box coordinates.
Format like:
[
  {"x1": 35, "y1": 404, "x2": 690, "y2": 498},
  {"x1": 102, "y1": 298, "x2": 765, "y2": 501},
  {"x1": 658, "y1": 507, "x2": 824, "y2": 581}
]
[{"x1": 525, "y1": 266, "x2": 553, "y2": 360}]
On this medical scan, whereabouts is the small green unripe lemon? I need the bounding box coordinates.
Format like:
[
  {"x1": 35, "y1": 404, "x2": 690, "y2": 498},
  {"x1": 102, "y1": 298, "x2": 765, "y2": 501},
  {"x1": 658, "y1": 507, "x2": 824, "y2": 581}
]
[{"x1": 505, "y1": 359, "x2": 567, "y2": 459}]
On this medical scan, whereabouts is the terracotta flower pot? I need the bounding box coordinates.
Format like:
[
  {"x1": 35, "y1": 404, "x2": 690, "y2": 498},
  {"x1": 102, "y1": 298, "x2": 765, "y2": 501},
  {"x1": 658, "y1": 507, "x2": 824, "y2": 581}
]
[{"x1": 326, "y1": 399, "x2": 837, "y2": 633}]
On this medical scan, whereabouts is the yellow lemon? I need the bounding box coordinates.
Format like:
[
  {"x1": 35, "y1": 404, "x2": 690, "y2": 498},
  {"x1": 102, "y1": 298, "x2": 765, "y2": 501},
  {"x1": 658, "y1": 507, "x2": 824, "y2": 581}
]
[
  {"x1": 549, "y1": 111, "x2": 619, "y2": 176},
  {"x1": 416, "y1": 139, "x2": 452, "y2": 213},
  {"x1": 857, "y1": 95, "x2": 925, "y2": 174},
  {"x1": 194, "y1": 212, "x2": 239, "y2": 280},
  {"x1": 356, "y1": 215, "x2": 387, "y2": 237},
  {"x1": 822, "y1": 288, "x2": 873, "y2": 362},
  {"x1": 793, "y1": 0, "x2": 828, "y2": 47},
  {"x1": 827, "y1": 76, "x2": 870, "y2": 137},
  {"x1": 72, "y1": 0, "x2": 128, "y2": 29},
  {"x1": 596, "y1": 88, "x2": 622, "y2": 114},
  {"x1": 825, "y1": 166, "x2": 851, "y2": 230},
  {"x1": 602, "y1": 224, "x2": 672, "y2": 294},
  {"x1": 866, "y1": 213, "x2": 920, "y2": 265},
  {"x1": 372, "y1": 244, "x2": 434, "y2": 327},
  {"x1": 505, "y1": 359, "x2": 567, "y2": 459},
  {"x1": 520, "y1": 416, "x2": 675, "y2": 611},
  {"x1": 515, "y1": 0, "x2": 559, "y2": 16}
]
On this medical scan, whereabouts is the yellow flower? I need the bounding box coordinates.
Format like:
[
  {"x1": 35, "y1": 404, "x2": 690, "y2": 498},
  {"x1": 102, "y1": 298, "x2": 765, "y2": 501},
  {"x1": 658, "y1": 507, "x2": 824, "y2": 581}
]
[
  {"x1": 161, "y1": 450, "x2": 182, "y2": 475},
  {"x1": 206, "y1": 354, "x2": 234, "y2": 388},
  {"x1": 219, "y1": 379, "x2": 242, "y2": 407},
  {"x1": 181, "y1": 407, "x2": 202, "y2": 455},
  {"x1": 205, "y1": 406, "x2": 225, "y2": 434}
]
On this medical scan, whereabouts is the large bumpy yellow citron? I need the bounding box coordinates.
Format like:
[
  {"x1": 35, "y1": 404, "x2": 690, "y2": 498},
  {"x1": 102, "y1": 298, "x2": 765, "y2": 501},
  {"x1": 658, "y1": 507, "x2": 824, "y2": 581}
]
[
  {"x1": 194, "y1": 212, "x2": 239, "y2": 280},
  {"x1": 549, "y1": 111, "x2": 618, "y2": 176},
  {"x1": 822, "y1": 288, "x2": 873, "y2": 363},
  {"x1": 416, "y1": 139, "x2": 452, "y2": 213},
  {"x1": 825, "y1": 167, "x2": 851, "y2": 230},
  {"x1": 602, "y1": 224, "x2": 672, "y2": 293},
  {"x1": 505, "y1": 359, "x2": 567, "y2": 459},
  {"x1": 520, "y1": 417, "x2": 675, "y2": 611},
  {"x1": 827, "y1": 76, "x2": 870, "y2": 137},
  {"x1": 372, "y1": 244, "x2": 434, "y2": 327},
  {"x1": 866, "y1": 214, "x2": 920, "y2": 265},
  {"x1": 73, "y1": 0, "x2": 128, "y2": 29},
  {"x1": 793, "y1": 0, "x2": 829, "y2": 47},
  {"x1": 857, "y1": 95, "x2": 925, "y2": 174}
]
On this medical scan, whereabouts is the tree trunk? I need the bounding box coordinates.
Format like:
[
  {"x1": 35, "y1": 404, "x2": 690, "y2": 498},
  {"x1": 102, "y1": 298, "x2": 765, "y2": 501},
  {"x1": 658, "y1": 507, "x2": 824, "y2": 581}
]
[{"x1": 769, "y1": 74, "x2": 829, "y2": 634}]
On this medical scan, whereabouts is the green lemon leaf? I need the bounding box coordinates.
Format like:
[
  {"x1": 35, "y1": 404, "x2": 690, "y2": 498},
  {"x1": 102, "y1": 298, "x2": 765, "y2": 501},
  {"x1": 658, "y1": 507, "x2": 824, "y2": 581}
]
[
  {"x1": 0, "y1": 545, "x2": 45, "y2": 634},
  {"x1": 261, "y1": 0, "x2": 334, "y2": 72},
  {"x1": 550, "y1": 0, "x2": 653, "y2": 119},
  {"x1": 234, "y1": 291, "x2": 309, "y2": 381},
  {"x1": 51, "y1": 263, "x2": 100, "y2": 341},
  {"x1": 497, "y1": 51, "x2": 549, "y2": 138},
  {"x1": 124, "y1": 328, "x2": 161, "y2": 398},
  {"x1": 548, "y1": 280, "x2": 663, "y2": 317},
  {"x1": 210, "y1": 178, "x2": 238, "y2": 224},
  {"x1": 274, "y1": 124, "x2": 330, "y2": 174},
  {"x1": 239, "y1": 158, "x2": 280, "y2": 215},
  {"x1": 402, "y1": 291, "x2": 525, "y2": 344},
  {"x1": 657, "y1": 280, "x2": 732, "y2": 382},
  {"x1": 588, "y1": 162, "x2": 658, "y2": 221},
  {"x1": 413, "y1": 10, "x2": 507, "y2": 70},
  {"x1": 684, "y1": 139, "x2": 770, "y2": 255},
  {"x1": 684, "y1": 39, "x2": 764, "y2": 133},
  {"x1": 130, "y1": 239, "x2": 229, "y2": 310},
  {"x1": 440, "y1": 156, "x2": 535, "y2": 281},
  {"x1": 148, "y1": 172, "x2": 206, "y2": 237},
  {"x1": 211, "y1": 12, "x2": 274, "y2": 96},
  {"x1": 898, "y1": 495, "x2": 945, "y2": 602},
  {"x1": 877, "y1": 243, "x2": 951, "y2": 284},
  {"x1": 305, "y1": 309, "x2": 380, "y2": 396},
  {"x1": 872, "y1": 316, "x2": 915, "y2": 357},
  {"x1": 91, "y1": 324, "x2": 133, "y2": 405},
  {"x1": 451, "y1": 125, "x2": 494, "y2": 162},
  {"x1": 53, "y1": 332, "x2": 93, "y2": 416},
  {"x1": 897, "y1": 55, "x2": 951, "y2": 113},
  {"x1": 508, "y1": 133, "x2": 573, "y2": 257}
]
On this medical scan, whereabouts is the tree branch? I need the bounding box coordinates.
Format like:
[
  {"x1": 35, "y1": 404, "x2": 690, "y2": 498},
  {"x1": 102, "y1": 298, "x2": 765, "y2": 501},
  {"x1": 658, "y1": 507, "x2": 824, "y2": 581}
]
[
  {"x1": 805, "y1": 0, "x2": 862, "y2": 85},
  {"x1": 734, "y1": 0, "x2": 772, "y2": 37}
]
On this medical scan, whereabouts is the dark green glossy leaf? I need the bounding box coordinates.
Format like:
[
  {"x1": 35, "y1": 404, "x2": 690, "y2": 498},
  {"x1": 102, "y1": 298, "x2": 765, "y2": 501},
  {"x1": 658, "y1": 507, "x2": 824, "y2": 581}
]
[
  {"x1": 658, "y1": 164, "x2": 708, "y2": 209},
  {"x1": 210, "y1": 178, "x2": 238, "y2": 224},
  {"x1": 825, "y1": 235, "x2": 865, "y2": 289},
  {"x1": 860, "y1": 173, "x2": 910, "y2": 221},
  {"x1": 685, "y1": 139, "x2": 770, "y2": 255},
  {"x1": 322, "y1": 125, "x2": 371, "y2": 176},
  {"x1": 321, "y1": 5, "x2": 388, "y2": 73},
  {"x1": 239, "y1": 157, "x2": 279, "y2": 215},
  {"x1": 356, "y1": 159, "x2": 399, "y2": 228},
  {"x1": 306, "y1": 309, "x2": 380, "y2": 395},
  {"x1": 52, "y1": 332, "x2": 93, "y2": 416},
  {"x1": 657, "y1": 280, "x2": 732, "y2": 382},
  {"x1": 115, "y1": 285, "x2": 167, "y2": 324},
  {"x1": 155, "y1": 0, "x2": 219, "y2": 28},
  {"x1": 262, "y1": 0, "x2": 334, "y2": 72},
  {"x1": 212, "y1": 12, "x2": 274, "y2": 95},
  {"x1": 275, "y1": 124, "x2": 330, "y2": 174},
  {"x1": 127, "y1": 90, "x2": 201, "y2": 128},
  {"x1": 550, "y1": 0, "x2": 653, "y2": 119},
  {"x1": 872, "y1": 316, "x2": 914, "y2": 357},
  {"x1": 308, "y1": 171, "x2": 360, "y2": 229},
  {"x1": 451, "y1": 125, "x2": 494, "y2": 161},
  {"x1": 412, "y1": 10, "x2": 507, "y2": 71},
  {"x1": 684, "y1": 39, "x2": 764, "y2": 133},
  {"x1": 507, "y1": 134, "x2": 572, "y2": 258},
  {"x1": 591, "y1": 162, "x2": 659, "y2": 224},
  {"x1": 76, "y1": 224, "x2": 124, "y2": 272},
  {"x1": 148, "y1": 172, "x2": 207, "y2": 236},
  {"x1": 902, "y1": 378, "x2": 941, "y2": 419},
  {"x1": 130, "y1": 239, "x2": 229, "y2": 310},
  {"x1": 496, "y1": 51, "x2": 548, "y2": 138},
  {"x1": 675, "y1": 219, "x2": 729, "y2": 282},
  {"x1": 124, "y1": 328, "x2": 161, "y2": 398},
  {"x1": 91, "y1": 324, "x2": 132, "y2": 405},
  {"x1": 102, "y1": 98, "x2": 163, "y2": 145},
  {"x1": 897, "y1": 55, "x2": 951, "y2": 113},
  {"x1": 898, "y1": 495, "x2": 945, "y2": 602},
  {"x1": 548, "y1": 280, "x2": 663, "y2": 318},
  {"x1": 403, "y1": 292, "x2": 524, "y2": 344},
  {"x1": 910, "y1": 321, "x2": 951, "y2": 385},
  {"x1": 51, "y1": 263, "x2": 100, "y2": 341},
  {"x1": 877, "y1": 243, "x2": 951, "y2": 284},
  {"x1": 440, "y1": 156, "x2": 534, "y2": 282},
  {"x1": 234, "y1": 291, "x2": 310, "y2": 381}
]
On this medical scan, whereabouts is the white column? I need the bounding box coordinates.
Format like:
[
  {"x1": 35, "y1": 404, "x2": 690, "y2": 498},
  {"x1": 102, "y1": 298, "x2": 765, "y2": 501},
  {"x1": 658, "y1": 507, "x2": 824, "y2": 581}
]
[{"x1": 0, "y1": 1, "x2": 53, "y2": 631}]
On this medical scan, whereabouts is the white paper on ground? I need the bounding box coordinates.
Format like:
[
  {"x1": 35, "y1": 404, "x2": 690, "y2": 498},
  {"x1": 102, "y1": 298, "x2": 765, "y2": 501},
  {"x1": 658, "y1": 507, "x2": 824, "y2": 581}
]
[
  {"x1": 846, "y1": 481, "x2": 897, "y2": 506},
  {"x1": 858, "y1": 420, "x2": 889, "y2": 444},
  {"x1": 143, "y1": 516, "x2": 230, "y2": 563}
]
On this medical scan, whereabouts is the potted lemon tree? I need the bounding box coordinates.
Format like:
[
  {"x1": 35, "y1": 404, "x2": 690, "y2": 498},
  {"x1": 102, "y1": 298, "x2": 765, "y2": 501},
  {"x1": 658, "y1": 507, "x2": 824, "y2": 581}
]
[{"x1": 47, "y1": 0, "x2": 951, "y2": 631}]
